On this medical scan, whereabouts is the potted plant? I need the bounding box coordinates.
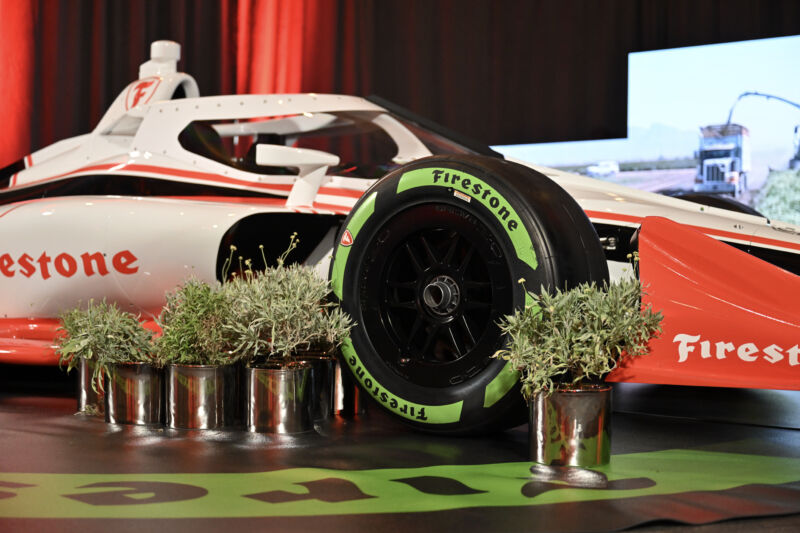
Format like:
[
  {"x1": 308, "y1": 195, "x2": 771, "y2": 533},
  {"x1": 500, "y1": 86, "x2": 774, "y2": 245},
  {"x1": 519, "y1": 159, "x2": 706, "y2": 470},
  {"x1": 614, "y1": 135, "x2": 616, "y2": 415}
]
[
  {"x1": 157, "y1": 278, "x2": 245, "y2": 430},
  {"x1": 495, "y1": 275, "x2": 662, "y2": 467},
  {"x1": 224, "y1": 239, "x2": 353, "y2": 433},
  {"x1": 57, "y1": 304, "x2": 102, "y2": 416},
  {"x1": 56, "y1": 299, "x2": 160, "y2": 424}
]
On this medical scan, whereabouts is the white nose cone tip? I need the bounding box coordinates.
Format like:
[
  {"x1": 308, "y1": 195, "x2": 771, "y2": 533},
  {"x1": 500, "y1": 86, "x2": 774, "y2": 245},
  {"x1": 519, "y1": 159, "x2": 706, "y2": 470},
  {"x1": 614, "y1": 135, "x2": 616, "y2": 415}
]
[{"x1": 139, "y1": 40, "x2": 181, "y2": 79}]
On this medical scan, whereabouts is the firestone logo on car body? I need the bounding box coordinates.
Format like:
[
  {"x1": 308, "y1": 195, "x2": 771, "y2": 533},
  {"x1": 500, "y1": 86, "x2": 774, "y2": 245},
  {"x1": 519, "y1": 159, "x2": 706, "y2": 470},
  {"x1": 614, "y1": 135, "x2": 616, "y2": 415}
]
[
  {"x1": 673, "y1": 333, "x2": 800, "y2": 366},
  {"x1": 125, "y1": 77, "x2": 161, "y2": 110},
  {"x1": 0, "y1": 250, "x2": 139, "y2": 279}
]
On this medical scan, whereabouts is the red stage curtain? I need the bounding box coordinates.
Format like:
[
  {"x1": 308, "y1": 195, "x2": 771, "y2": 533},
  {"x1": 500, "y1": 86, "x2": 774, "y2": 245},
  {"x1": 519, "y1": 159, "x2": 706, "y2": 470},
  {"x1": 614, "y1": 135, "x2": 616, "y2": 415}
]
[
  {"x1": 237, "y1": 0, "x2": 303, "y2": 95},
  {"x1": 234, "y1": 0, "x2": 367, "y2": 95},
  {"x1": 0, "y1": 0, "x2": 35, "y2": 168}
]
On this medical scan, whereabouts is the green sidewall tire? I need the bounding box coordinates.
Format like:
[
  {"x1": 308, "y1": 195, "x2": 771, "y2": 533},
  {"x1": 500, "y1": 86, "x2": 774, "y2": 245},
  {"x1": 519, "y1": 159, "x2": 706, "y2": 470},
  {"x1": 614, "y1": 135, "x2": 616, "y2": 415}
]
[{"x1": 330, "y1": 155, "x2": 608, "y2": 434}]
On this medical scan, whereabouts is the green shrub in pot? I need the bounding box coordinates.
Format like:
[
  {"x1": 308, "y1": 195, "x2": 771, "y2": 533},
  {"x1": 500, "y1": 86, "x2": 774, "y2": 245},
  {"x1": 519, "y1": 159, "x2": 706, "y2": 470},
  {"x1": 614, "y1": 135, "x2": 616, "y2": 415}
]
[
  {"x1": 156, "y1": 278, "x2": 248, "y2": 429},
  {"x1": 495, "y1": 275, "x2": 662, "y2": 467},
  {"x1": 496, "y1": 277, "x2": 663, "y2": 398},
  {"x1": 156, "y1": 278, "x2": 242, "y2": 366},
  {"x1": 57, "y1": 299, "x2": 155, "y2": 378},
  {"x1": 224, "y1": 240, "x2": 353, "y2": 366},
  {"x1": 56, "y1": 299, "x2": 155, "y2": 415},
  {"x1": 222, "y1": 237, "x2": 353, "y2": 432}
]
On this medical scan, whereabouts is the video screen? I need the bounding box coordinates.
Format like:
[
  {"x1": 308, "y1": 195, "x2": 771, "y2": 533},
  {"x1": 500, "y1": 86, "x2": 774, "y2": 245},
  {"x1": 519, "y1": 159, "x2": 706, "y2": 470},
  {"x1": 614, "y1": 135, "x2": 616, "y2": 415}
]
[{"x1": 494, "y1": 35, "x2": 800, "y2": 224}]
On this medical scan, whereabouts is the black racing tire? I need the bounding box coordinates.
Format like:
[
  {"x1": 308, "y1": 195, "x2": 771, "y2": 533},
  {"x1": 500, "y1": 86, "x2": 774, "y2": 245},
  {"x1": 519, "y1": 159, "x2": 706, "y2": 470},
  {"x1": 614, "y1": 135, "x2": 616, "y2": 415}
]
[{"x1": 329, "y1": 155, "x2": 608, "y2": 434}]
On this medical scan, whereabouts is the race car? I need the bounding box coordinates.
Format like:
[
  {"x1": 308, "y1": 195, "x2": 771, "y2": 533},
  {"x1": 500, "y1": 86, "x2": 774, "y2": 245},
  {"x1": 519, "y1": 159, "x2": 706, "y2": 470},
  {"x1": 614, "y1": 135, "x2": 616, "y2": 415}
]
[{"x1": 2, "y1": 41, "x2": 799, "y2": 433}]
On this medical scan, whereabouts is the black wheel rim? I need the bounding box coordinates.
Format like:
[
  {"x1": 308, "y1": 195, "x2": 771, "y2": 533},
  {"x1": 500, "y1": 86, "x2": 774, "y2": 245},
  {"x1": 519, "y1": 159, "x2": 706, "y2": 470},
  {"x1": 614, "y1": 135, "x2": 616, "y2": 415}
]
[{"x1": 359, "y1": 203, "x2": 514, "y2": 388}]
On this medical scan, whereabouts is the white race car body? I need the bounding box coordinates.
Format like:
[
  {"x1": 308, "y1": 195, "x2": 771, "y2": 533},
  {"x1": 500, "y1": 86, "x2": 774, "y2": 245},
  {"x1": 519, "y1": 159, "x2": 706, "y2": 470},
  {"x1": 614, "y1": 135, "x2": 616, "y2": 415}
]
[{"x1": 2, "y1": 42, "x2": 799, "y2": 399}]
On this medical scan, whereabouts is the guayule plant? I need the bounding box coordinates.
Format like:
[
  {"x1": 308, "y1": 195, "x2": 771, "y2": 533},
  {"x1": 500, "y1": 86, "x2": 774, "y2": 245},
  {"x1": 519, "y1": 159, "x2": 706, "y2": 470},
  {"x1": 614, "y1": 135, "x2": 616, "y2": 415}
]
[
  {"x1": 56, "y1": 299, "x2": 156, "y2": 391},
  {"x1": 224, "y1": 235, "x2": 353, "y2": 364},
  {"x1": 754, "y1": 169, "x2": 800, "y2": 225},
  {"x1": 495, "y1": 278, "x2": 662, "y2": 399},
  {"x1": 157, "y1": 278, "x2": 242, "y2": 366}
]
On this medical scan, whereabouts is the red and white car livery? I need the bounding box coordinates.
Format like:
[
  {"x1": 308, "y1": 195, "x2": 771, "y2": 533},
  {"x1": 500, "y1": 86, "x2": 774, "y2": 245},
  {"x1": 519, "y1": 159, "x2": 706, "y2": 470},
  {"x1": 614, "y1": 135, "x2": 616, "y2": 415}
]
[{"x1": 2, "y1": 41, "x2": 799, "y2": 433}]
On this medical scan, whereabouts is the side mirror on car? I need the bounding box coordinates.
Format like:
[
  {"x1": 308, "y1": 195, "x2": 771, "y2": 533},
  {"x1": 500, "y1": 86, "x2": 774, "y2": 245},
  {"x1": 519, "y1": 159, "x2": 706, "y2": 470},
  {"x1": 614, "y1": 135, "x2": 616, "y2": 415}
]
[
  {"x1": 255, "y1": 144, "x2": 339, "y2": 176},
  {"x1": 255, "y1": 144, "x2": 340, "y2": 207}
]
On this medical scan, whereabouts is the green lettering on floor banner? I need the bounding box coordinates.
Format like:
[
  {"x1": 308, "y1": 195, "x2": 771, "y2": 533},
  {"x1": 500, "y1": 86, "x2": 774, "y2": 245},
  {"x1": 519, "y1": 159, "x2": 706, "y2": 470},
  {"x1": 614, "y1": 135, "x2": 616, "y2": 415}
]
[{"x1": 1, "y1": 449, "x2": 799, "y2": 518}]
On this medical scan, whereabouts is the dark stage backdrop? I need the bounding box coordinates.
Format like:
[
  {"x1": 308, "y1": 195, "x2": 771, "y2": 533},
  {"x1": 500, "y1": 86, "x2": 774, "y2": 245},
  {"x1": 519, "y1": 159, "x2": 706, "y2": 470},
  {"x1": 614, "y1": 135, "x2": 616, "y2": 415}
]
[{"x1": 1, "y1": 0, "x2": 800, "y2": 168}]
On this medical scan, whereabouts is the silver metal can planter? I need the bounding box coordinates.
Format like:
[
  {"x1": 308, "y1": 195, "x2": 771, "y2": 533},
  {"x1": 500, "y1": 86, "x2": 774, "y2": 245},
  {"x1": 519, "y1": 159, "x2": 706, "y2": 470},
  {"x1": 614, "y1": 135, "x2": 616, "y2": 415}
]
[
  {"x1": 529, "y1": 384, "x2": 612, "y2": 467},
  {"x1": 167, "y1": 364, "x2": 238, "y2": 429},
  {"x1": 104, "y1": 362, "x2": 163, "y2": 426},
  {"x1": 299, "y1": 354, "x2": 336, "y2": 423},
  {"x1": 77, "y1": 357, "x2": 103, "y2": 415},
  {"x1": 335, "y1": 362, "x2": 368, "y2": 417},
  {"x1": 246, "y1": 361, "x2": 312, "y2": 434}
]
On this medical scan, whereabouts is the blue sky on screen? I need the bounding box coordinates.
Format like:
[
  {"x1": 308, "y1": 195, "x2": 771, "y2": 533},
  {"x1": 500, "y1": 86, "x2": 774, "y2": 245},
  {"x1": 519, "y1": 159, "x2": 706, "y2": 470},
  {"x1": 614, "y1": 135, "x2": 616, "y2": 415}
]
[{"x1": 495, "y1": 35, "x2": 800, "y2": 169}]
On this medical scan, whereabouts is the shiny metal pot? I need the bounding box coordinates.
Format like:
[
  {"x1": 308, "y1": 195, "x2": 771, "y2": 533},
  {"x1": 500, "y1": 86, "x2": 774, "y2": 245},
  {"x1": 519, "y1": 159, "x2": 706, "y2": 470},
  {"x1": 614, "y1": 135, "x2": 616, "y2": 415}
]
[
  {"x1": 529, "y1": 384, "x2": 612, "y2": 467},
  {"x1": 335, "y1": 361, "x2": 368, "y2": 417},
  {"x1": 166, "y1": 364, "x2": 238, "y2": 429},
  {"x1": 246, "y1": 361, "x2": 313, "y2": 434},
  {"x1": 299, "y1": 354, "x2": 336, "y2": 423},
  {"x1": 77, "y1": 357, "x2": 103, "y2": 415},
  {"x1": 105, "y1": 362, "x2": 163, "y2": 426}
]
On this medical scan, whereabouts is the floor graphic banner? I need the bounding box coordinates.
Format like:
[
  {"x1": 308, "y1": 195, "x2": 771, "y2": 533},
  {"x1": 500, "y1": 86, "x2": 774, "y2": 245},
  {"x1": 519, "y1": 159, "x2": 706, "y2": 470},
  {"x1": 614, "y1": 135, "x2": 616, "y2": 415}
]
[{"x1": 2, "y1": 449, "x2": 800, "y2": 519}]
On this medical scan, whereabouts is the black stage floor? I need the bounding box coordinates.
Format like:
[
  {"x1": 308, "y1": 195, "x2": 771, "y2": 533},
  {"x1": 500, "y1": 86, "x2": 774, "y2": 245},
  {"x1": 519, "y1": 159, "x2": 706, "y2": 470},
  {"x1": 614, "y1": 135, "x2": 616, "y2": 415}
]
[{"x1": 1, "y1": 366, "x2": 799, "y2": 533}]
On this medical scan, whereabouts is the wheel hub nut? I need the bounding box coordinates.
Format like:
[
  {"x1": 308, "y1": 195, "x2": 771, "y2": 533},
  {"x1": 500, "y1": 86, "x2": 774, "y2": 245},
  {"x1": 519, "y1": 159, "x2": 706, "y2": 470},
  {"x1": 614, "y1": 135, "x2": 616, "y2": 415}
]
[{"x1": 422, "y1": 275, "x2": 461, "y2": 316}]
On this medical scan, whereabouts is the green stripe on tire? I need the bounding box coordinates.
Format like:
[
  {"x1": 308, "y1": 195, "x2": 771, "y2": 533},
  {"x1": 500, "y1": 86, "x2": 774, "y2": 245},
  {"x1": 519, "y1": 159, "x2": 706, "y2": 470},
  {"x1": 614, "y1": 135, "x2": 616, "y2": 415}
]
[
  {"x1": 397, "y1": 168, "x2": 538, "y2": 270},
  {"x1": 331, "y1": 191, "x2": 377, "y2": 299},
  {"x1": 341, "y1": 339, "x2": 464, "y2": 424},
  {"x1": 483, "y1": 361, "x2": 520, "y2": 408}
]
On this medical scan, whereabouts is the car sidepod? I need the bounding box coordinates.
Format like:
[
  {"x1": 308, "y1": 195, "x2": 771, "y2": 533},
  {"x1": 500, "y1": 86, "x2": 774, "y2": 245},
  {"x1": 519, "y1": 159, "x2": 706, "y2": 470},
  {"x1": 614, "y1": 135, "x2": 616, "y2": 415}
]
[{"x1": 609, "y1": 216, "x2": 800, "y2": 390}]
